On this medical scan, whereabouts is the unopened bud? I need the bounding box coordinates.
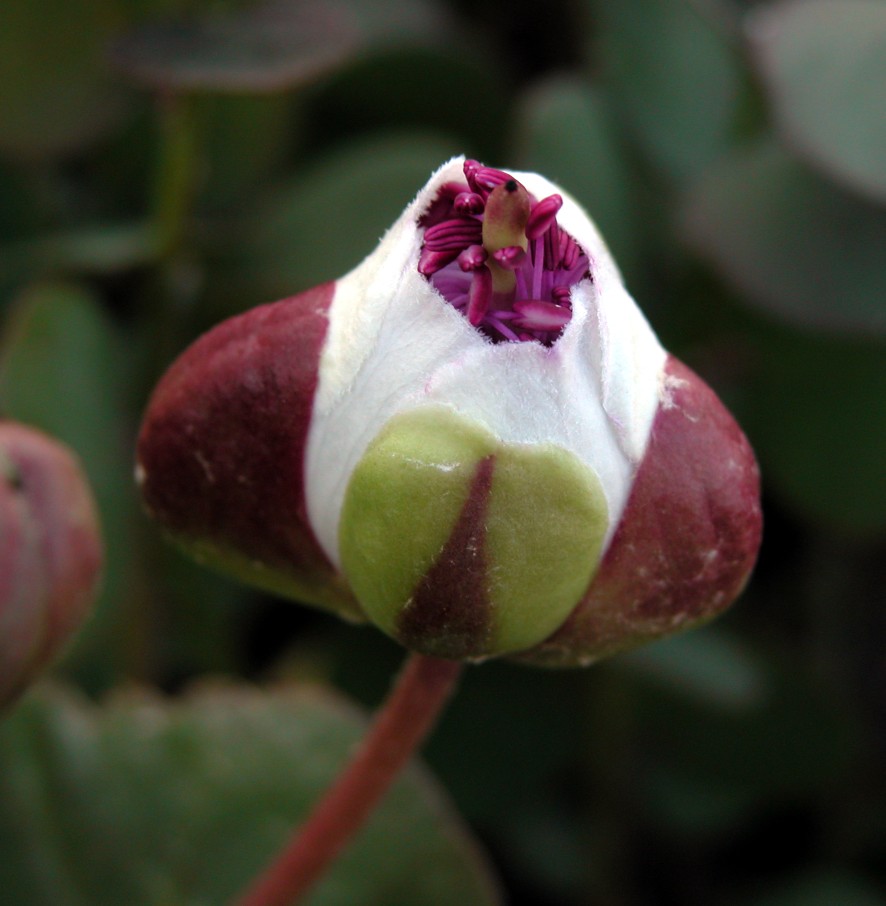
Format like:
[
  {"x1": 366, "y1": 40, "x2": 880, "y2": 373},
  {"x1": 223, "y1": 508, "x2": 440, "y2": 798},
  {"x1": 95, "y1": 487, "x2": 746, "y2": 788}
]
[{"x1": 0, "y1": 423, "x2": 102, "y2": 707}]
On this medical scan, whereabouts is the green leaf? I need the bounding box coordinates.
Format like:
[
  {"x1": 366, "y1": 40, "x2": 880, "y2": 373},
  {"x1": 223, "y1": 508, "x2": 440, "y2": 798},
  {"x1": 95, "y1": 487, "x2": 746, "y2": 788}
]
[
  {"x1": 0, "y1": 283, "x2": 144, "y2": 686},
  {"x1": 336, "y1": 0, "x2": 451, "y2": 46},
  {"x1": 732, "y1": 870, "x2": 886, "y2": 906},
  {"x1": 208, "y1": 131, "x2": 461, "y2": 311},
  {"x1": 196, "y1": 94, "x2": 294, "y2": 211},
  {"x1": 743, "y1": 324, "x2": 886, "y2": 536},
  {"x1": 512, "y1": 77, "x2": 642, "y2": 278},
  {"x1": 593, "y1": 0, "x2": 740, "y2": 182},
  {"x1": 0, "y1": 0, "x2": 128, "y2": 160},
  {"x1": 111, "y1": 0, "x2": 359, "y2": 93},
  {"x1": 425, "y1": 664, "x2": 585, "y2": 826},
  {"x1": 0, "y1": 162, "x2": 47, "y2": 243},
  {"x1": 635, "y1": 654, "x2": 858, "y2": 834},
  {"x1": 750, "y1": 0, "x2": 886, "y2": 203},
  {"x1": 620, "y1": 627, "x2": 765, "y2": 711},
  {"x1": 0, "y1": 224, "x2": 157, "y2": 293},
  {"x1": 305, "y1": 47, "x2": 508, "y2": 163},
  {"x1": 683, "y1": 140, "x2": 886, "y2": 335},
  {"x1": 0, "y1": 683, "x2": 501, "y2": 906}
]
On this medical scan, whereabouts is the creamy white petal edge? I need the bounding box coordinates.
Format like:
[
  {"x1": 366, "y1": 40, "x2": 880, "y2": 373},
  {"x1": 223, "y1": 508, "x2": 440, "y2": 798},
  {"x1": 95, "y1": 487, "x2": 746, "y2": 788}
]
[{"x1": 305, "y1": 157, "x2": 667, "y2": 569}]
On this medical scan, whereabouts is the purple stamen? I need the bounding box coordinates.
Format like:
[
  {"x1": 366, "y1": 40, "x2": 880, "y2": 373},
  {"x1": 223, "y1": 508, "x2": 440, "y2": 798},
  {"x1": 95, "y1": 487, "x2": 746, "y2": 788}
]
[
  {"x1": 544, "y1": 219, "x2": 560, "y2": 270},
  {"x1": 418, "y1": 181, "x2": 470, "y2": 228},
  {"x1": 514, "y1": 265, "x2": 529, "y2": 301},
  {"x1": 458, "y1": 244, "x2": 488, "y2": 272},
  {"x1": 418, "y1": 247, "x2": 461, "y2": 276},
  {"x1": 532, "y1": 236, "x2": 544, "y2": 299},
  {"x1": 423, "y1": 218, "x2": 482, "y2": 251},
  {"x1": 486, "y1": 316, "x2": 520, "y2": 342},
  {"x1": 466, "y1": 266, "x2": 493, "y2": 326},
  {"x1": 492, "y1": 245, "x2": 526, "y2": 270},
  {"x1": 434, "y1": 270, "x2": 471, "y2": 295},
  {"x1": 463, "y1": 159, "x2": 482, "y2": 187},
  {"x1": 562, "y1": 259, "x2": 590, "y2": 286},
  {"x1": 559, "y1": 233, "x2": 580, "y2": 270},
  {"x1": 513, "y1": 300, "x2": 571, "y2": 331},
  {"x1": 419, "y1": 160, "x2": 590, "y2": 346},
  {"x1": 525, "y1": 194, "x2": 563, "y2": 240},
  {"x1": 464, "y1": 159, "x2": 512, "y2": 196},
  {"x1": 473, "y1": 168, "x2": 511, "y2": 192},
  {"x1": 454, "y1": 192, "x2": 485, "y2": 216}
]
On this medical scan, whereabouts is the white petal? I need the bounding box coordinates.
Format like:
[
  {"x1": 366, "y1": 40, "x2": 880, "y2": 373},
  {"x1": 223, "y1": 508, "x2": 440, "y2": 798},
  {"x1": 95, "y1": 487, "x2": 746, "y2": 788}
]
[{"x1": 305, "y1": 157, "x2": 667, "y2": 568}]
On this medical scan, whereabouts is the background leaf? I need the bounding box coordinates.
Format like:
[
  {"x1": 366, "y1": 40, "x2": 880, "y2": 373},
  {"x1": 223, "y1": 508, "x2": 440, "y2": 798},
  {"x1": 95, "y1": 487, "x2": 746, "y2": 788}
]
[
  {"x1": 0, "y1": 0, "x2": 129, "y2": 160},
  {"x1": 742, "y1": 324, "x2": 886, "y2": 535},
  {"x1": 682, "y1": 140, "x2": 886, "y2": 335},
  {"x1": 207, "y1": 131, "x2": 463, "y2": 313},
  {"x1": 111, "y1": 0, "x2": 359, "y2": 93},
  {"x1": 512, "y1": 76, "x2": 642, "y2": 279},
  {"x1": 0, "y1": 283, "x2": 145, "y2": 687},
  {"x1": 732, "y1": 870, "x2": 886, "y2": 906},
  {"x1": 749, "y1": 0, "x2": 886, "y2": 203},
  {"x1": 592, "y1": 0, "x2": 741, "y2": 182},
  {"x1": 0, "y1": 682, "x2": 501, "y2": 906}
]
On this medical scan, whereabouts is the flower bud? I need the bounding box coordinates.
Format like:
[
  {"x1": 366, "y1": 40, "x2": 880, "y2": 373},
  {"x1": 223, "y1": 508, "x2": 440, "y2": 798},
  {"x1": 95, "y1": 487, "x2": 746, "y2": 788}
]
[
  {"x1": 0, "y1": 423, "x2": 102, "y2": 706},
  {"x1": 137, "y1": 158, "x2": 761, "y2": 666}
]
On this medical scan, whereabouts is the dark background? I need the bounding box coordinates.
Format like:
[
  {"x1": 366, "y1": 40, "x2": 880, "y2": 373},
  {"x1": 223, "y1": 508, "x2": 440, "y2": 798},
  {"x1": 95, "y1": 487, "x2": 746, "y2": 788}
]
[{"x1": 0, "y1": 0, "x2": 884, "y2": 903}]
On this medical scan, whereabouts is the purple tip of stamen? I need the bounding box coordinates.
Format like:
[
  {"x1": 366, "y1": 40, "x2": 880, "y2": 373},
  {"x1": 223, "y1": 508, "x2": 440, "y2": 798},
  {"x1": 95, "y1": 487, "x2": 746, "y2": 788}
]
[
  {"x1": 454, "y1": 192, "x2": 485, "y2": 216},
  {"x1": 559, "y1": 233, "x2": 581, "y2": 270},
  {"x1": 418, "y1": 181, "x2": 471, "y2": 227},
  {"x1": 423, "y1": 218, "x2": 482, "y2": 251},
  {"x1": 419, "y1": 247, "x2": 461, "y2": 276},
  {"x1": 458, "y1": 244, "x2": 488, "y2": 272},
  {"x1": 543, "y1": 220, "x2": 560, "y2": 270},
  {"x1": 525, "y1": 194, "x2": 563, "y2": 240},
  {"x1": 474, "y1": 168, "x2": 512, "y2": 191},
  {"x1": 492, "y1": 245, "x2": 526, "y2": 270},
  {"x1": 464, "y1": 159, "x2": 512, "y2": 196},
  {"x1": 512, "y1": 300, "x2": 572, "y2": 331},
  {"x1": 463, "y1": 159, "x2": 481, "y2": 181},
  {"x1": 466, "y1": 266, "x2": 493, "y2": 326},
  {"x1": 552, "y1": 285, "x2": 572, "y2": 303}
]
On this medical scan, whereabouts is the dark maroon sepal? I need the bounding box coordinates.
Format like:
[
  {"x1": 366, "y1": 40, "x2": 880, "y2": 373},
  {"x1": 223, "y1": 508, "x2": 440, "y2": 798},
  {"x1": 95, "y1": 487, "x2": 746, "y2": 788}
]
[
  {"x1": 521, "y1": 356, "x2": 762, "y2": 667},
  {"x1": 136, "y1": 284, "x2": 361, "y2": 620},
  {"x1": 396, "y1": 456, "x2": 496, "y2": 660}
]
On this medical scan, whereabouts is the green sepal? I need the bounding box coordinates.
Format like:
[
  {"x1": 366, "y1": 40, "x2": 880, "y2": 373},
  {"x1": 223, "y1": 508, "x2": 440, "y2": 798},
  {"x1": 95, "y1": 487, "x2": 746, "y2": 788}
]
[
  {"x1": 485, "y1": 441, "x2": 608, "y2": 653},
  {"x1": 339, "y1": 406, "x2": 494, "y2": 641},
  {"x1": 339, "y1": 406, "x2": 609, "y2": 659}
]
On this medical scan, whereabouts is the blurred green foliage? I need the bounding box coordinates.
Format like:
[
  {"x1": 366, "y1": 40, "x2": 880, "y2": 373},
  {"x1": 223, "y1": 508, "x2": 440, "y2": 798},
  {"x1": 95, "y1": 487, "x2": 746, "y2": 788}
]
[
  {"x1": 0, "y1": 0, "x2": 884, "y2": 903},
  {"x1": 0, "y1": 683, "x2": 499, "y2": 905}
]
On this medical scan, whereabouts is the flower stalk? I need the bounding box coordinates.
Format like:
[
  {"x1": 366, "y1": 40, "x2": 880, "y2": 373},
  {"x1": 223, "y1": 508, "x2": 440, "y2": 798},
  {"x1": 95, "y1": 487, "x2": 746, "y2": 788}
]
[{"x1": 232, "y1": 653, "x2": 463, "y2": 906}]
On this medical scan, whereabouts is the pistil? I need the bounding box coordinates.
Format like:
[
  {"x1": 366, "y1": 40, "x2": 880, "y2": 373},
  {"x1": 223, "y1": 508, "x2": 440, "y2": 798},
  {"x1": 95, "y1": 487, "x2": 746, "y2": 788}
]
[{"x1": 481, "y1": 180, "x2": 530, "y2": 295}]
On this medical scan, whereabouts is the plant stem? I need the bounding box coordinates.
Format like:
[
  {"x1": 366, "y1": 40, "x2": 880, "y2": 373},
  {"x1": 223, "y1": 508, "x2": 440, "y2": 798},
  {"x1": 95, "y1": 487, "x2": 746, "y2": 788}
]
[
  {"x1": 232, "y1": 653, "x2": 464, "y2": 906},
  {"x1": 152, "y1": 91, "x2": 199, "y2": 262}
]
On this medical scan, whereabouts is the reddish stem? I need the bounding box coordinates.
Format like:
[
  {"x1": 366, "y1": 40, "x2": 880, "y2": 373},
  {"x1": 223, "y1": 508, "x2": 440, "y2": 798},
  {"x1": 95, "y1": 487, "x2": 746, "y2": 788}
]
[{"x1": 232, "y1": 653, "x2": 464, "y2": 906}]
